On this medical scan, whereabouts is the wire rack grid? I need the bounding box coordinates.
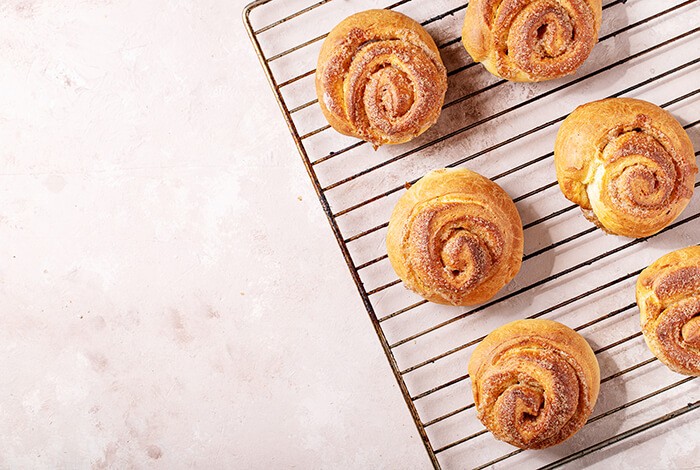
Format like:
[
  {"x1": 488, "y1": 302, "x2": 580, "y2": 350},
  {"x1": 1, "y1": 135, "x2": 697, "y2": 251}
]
[{"x1": 243, "y1": 0, "x2": 700, "y2": 468}]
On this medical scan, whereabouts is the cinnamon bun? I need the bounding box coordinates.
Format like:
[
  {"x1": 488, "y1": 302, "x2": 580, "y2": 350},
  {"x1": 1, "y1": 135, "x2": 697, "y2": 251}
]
[
  {"x1": 469, "y1": 319, "x2": 600, "y2": 449},
  {"x1": 386, "y1": 168, "x2": 523, "y2": 306},
  {"x1": 637, "y1": 246, "x2": 700, "y2": 376},
  {"x1": 316, "y1": 10, "x2": 447, "y2": 147},
  {"x1": 555, "y1": 98, "x2": 697, "y2": 238}
]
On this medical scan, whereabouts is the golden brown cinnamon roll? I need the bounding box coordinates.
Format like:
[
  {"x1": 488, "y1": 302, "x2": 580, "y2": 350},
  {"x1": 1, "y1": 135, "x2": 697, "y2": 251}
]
[
  {"x1": 316, "y1": 10, "x2": 447, "y2": 147},
  {"x1": 462, "y1": 0, "x2": 602, "y2": 82},
  {"x1": 386, "y1": 168, "x2": 523, "y2": 306},
  {"x1": 469, "y1": 319, "x2": 600, "y2": 449},
  {"x1": 555, "y1": 98, "x2": 697, "y2": 238},
  {"x1": 637, "y1": 247, "x2": 700, "y2": 376}
]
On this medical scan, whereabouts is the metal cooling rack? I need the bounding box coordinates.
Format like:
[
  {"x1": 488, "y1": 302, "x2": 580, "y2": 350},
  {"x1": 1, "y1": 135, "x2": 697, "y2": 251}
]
[{"x1": 243, "y1": 0, "x2": 700, "y2": 468}]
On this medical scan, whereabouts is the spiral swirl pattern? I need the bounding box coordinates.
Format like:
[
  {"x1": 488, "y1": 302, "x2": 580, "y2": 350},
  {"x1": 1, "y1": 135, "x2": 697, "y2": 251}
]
[
  {"x1": 406, "y1": 199, "x2": 507, "y2": 301},
  {"x1": 386, "y1": 169, "x2": 523, "y2": 306},
  {"x1": 316, "y1": 10, "x2": 447, "y2": 147},
  {"x1": 469, "y1": 320, "x2": 600, "y2": 449},
  {"x1": 462, "y1": 0, "x2": 602, "y2": 82},
  {"x1": 637, "y1": 247, "x2": 700, "y2": 376},
  {"x1": 555, "y1": 98, "x2": 697, "y2": 238}
]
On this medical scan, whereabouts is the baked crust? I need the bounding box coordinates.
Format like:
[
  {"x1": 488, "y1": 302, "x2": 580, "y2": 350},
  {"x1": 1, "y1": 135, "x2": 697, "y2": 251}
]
[
  {"x1": 315, "y1": 9, "x2": 447, "y2": 147},
  {"x1": 386, "y1": 168, "x2": 523, "y2": 306},
  {"x1": 636, "y1": 246, "x2": 700, "y2": 376},
  {"x1": 554, "y1": 97, "x2": 697, "y2": 238},
  {"x1": 462, "y1": 0, "x2": 602, "y2": 82},
  {"x1": 468, "y1": 319, "x2": 600, "y2": 449}
]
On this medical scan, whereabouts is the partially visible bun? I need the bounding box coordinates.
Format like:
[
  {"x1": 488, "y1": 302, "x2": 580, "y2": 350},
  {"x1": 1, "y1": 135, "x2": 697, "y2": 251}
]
[
  {"x1": 637, "y1": 246, "x2": 700, "y2": 376},
  {"x1": 462, "y1": 0, "x2": 602, "y2": 82}
]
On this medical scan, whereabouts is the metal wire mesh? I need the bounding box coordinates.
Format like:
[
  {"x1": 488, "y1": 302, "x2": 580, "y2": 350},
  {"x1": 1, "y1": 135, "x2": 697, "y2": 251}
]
[{"x1": 244, "y1": 0, "x2": 700, "y2": 468}]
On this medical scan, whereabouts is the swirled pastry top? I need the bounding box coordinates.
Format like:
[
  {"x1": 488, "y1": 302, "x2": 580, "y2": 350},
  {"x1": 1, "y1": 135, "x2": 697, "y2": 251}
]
[
  {"x1": 555, "y1": 98, "x2": 697, "y2": 238},
  {"x1": 469, "y1": 319, "x2": 600, "y2": 449},
  {"x1": 386, "y1": 168, "x2": 523, "y2": 306},
  {"x1": 462, "y1": 0, "x2": 602, "y2": 82},
  {"x1": 316, "y1": 10, "x2": 447, "y2": 147},
  {"x1": 637, "y1": 246, "x2": 700, "y2": 376}
]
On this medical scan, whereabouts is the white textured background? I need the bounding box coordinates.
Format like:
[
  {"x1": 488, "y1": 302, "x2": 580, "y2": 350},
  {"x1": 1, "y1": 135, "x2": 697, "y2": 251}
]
[
  {"x1": 0, "y1": 1, "x2": 697, "y2": 469},
  {"x1": 0, "y1": 1, "x2": 426, "y2": 467}
]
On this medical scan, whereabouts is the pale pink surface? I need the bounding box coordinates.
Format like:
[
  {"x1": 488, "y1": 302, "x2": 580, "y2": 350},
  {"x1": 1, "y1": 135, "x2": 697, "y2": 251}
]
[
  {"x1": 0, "y1": 1, "x2": 697, "y2": 469},
  {"x1": 0, "y1": 1, "x2": 425, "y2": 467}
]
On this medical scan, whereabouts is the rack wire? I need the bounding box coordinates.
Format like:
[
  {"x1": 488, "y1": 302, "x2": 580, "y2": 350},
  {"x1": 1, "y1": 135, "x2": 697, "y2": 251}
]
[{"x1": 244, "y1": 0, "x2": 700, "y2": 468}]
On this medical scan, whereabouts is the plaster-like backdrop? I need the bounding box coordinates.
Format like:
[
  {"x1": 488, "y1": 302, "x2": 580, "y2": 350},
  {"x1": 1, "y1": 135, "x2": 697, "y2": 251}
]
[
  {"x1": 0, "y1": 0, "x2": 426, "y2": 467},
  {"x1": 0, "y1": 0, "x2": 696, "y2": 469}
]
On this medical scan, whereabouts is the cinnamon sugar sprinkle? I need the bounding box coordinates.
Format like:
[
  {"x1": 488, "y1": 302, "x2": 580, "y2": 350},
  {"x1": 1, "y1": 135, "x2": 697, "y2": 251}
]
[
  {"x1": 401, "y1": 197, "x2": 509, "y2": 304},
  {"x1": 474, "y1": 337, "x2": 592, "y2": 449},
  {"x1": 583, "y1": 118, "x2": 695, "y2": 227},
  {"x1": 319, "y1": 27, "x2": 446, "y2": 146},
  {"x1": 651, "y1": 297, "x2": 700, "y2": 374},
  {"x1": 488, "y1": 0, "x2": 596, "y2": 80},
  {"x1": 642, "y1": 264, "x2": 700, "y2": 374}
]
